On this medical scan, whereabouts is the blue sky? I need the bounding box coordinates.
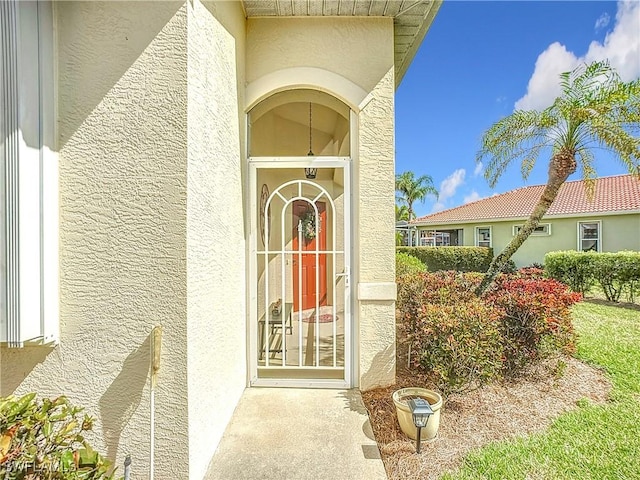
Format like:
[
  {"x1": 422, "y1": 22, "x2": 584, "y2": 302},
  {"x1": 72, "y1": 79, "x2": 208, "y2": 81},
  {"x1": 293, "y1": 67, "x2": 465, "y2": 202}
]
[{"x1": 396, "y1": 1, "x2": 640, "y2": 219}]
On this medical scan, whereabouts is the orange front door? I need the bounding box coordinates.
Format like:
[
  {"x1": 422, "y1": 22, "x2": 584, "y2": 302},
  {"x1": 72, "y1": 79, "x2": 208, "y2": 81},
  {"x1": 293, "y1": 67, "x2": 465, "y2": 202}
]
[{"x1": 292, "y1": 200, "x2": 327, "y2": 311}]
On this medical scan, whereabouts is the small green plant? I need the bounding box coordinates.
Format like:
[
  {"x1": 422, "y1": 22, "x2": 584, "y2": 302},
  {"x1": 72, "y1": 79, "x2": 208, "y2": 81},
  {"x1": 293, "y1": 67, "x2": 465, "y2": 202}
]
[
  {"x1": 500, "y1": 259, "x2": 517, "y2": 274},
  {"x1": 395, "y1": 252, "x2": 426, "y2": 277},
  {"x1": 0, "y1": 393, "x2": 118, "y2": 480}
]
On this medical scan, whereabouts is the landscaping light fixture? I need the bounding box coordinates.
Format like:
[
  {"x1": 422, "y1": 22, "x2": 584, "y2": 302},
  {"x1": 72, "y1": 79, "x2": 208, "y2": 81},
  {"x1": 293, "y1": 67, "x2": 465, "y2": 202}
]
[
  {"x1": 305, "y1": 102, "x2": 317, "y2": 179},
  {"x1": 409, "y1": 397, "x2": 433, "y2": 454}
]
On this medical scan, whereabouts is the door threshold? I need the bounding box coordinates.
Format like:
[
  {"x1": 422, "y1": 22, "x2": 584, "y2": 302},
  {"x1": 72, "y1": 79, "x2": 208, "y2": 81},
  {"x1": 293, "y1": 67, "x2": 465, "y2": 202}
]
[{"x1": 251, "y1": 378, "x2": 351, "y2": 389}]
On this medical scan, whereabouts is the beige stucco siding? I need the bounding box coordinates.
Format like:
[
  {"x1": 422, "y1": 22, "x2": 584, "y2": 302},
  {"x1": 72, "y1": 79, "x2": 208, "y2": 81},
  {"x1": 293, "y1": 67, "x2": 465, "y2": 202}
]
[
  {"x1": 247, "y1": 17, "x2": 393, "y2": 96},
  {"x1": 2, "y1": 2, "x2": 252, "y2": 478},
  {"x1": 186, "y1": 1, "x2": 246, "y2": 478},
  {"x1": 416, "y1": 213, "x2": 640, "y2": 267},
  {"x1": 357, "y1": 67, "x2": 396, "y2": 389},
  {"x1": 1, "y1": 2, "x2": 190, "y2": 478}
]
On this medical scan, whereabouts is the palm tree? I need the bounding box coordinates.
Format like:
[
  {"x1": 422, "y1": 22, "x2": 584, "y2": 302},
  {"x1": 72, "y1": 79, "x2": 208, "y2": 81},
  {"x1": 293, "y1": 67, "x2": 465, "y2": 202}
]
[
  {"x1": 475, "y1": 61, "x2": 640, "y2": 295},
  {"x1": 395, "y1": 204, "x2": 409, "y2": 222},
  {"x1": 395, "y1": 204, "x2": 410, "y2": 246},
  {"x1": 395, "y1": 171, "x2": 438, "y2": 221}
]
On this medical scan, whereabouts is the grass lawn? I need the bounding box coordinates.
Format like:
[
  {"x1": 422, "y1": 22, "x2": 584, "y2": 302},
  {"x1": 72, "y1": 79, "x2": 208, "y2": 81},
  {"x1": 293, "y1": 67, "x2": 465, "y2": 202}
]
[{"x1": 441, "y1": 301, "x2": 640, "y2": 480}]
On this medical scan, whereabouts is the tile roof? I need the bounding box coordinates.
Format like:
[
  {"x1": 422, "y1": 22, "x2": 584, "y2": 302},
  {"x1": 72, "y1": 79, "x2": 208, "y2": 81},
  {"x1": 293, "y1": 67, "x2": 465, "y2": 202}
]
[{"x1": 413, "y1": 174, "x2": 640, "y2": 225}]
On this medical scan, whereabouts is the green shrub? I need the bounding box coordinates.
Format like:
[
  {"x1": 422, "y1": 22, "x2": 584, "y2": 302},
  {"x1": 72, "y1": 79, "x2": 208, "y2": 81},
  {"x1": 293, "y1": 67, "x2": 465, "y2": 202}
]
[
  {"x1": 397, "y1": 271, "x2": 502, "y2": 395},
  {"x1": 487, "y1": 277, "x2": 582, "y2": 378},
  {"x1": 545, "y1": 251, "x2": 596, "y2": 294},
  {"x1": 0, "y1": 394, "x2": 118, "y2": 480},
  {"x1": 500, "y1": 259, "x2": 517, "y2": 274},
  {"x1": 396, "y1": 252, "x2": 426, "y2": 277},
  {"x1": 546, "y1": 250, "x2": 640, "y2": 301},
  {"x1": 591, "y1": 251, "x2": 640, "y2": 302},
  {"x1": 396, "y1": 246, "x2": 493, "y2": 272}
]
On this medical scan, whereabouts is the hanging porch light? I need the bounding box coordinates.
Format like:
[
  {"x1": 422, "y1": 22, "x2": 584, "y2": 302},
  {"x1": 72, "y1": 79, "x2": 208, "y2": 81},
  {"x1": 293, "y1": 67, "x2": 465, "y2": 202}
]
[{"x1": 305, "y1": 102, "x2": 317, "y2": 179}]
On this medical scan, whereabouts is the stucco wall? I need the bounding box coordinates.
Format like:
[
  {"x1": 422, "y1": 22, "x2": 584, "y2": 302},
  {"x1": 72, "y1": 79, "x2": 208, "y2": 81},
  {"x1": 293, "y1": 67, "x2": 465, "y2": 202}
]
[
  {"x1": 247, "y1": 17, "x2": 393, "y2": 97},
  {"x1": 1, "y1": 1, "x2": 251, "y2": 478},
  {"x1": 417, "y1": 213, "x2": 640, "y2": 267},
  {"x1": 357, "y1": 67, "x2": 396, "y2": 389},
  {"x1": 186, "y1": 1, "x2": 246, "y2": 478},
  {"x1": 1, "y1": 2, "x2": 190, "y2": 478}
]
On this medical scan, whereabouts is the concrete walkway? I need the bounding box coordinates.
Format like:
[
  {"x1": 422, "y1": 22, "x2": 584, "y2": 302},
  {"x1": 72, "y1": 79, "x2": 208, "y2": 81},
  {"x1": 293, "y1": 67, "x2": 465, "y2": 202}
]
[{"x1": 205, "y1": 388, "x2": 387, "y2": 480}]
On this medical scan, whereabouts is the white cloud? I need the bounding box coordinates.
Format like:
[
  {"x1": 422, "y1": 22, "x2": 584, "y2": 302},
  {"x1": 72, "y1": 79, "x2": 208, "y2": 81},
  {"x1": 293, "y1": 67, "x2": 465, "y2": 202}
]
[
  {"x1": 463, "y1": 191, "x2": 482, "y2": 204},
  {"x1": 439, "y1": 169, "x2": 466, "y2": 200},
  {"x1": 431, "y1": 169, "x2": 466, "y2": 213},
  {"x1": 515, "y1": 42, "x2": 580, "y2": 110},
  {"x1": 474, "y1": 162, "x2": 483, "y2": 177},
  {"x1": 595, "y1": 12, "x2": 610, "y2": 31},
  {"x1": 515, "y1": 1, "x2": 640, "y2": 111},
  {"x1": 431, "y1": 201, "x2": 446, "y2": 213}
]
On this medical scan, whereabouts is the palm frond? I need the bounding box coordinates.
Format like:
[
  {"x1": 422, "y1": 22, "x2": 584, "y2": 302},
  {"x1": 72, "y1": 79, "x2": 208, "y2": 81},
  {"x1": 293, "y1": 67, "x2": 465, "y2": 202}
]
[
  {"x1": 576, "y1": 149, "x2": 596, "y2": 200},
  {"x1": 479, "y1": 109, "x2": 555, "y2": 187}
]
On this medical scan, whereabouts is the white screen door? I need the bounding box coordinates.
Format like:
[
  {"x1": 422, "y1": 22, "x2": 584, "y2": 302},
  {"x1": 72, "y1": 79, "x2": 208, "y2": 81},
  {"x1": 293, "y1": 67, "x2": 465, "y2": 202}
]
[{"x1": 249, "y1": 159, "x2": 351, "y2": 387}]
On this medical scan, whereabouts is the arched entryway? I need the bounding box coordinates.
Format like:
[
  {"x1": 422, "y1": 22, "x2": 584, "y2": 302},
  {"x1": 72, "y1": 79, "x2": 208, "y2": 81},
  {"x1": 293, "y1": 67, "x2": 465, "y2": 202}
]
[{"x1": 248, "y1": 89, "x2": 353, "y2": 387}]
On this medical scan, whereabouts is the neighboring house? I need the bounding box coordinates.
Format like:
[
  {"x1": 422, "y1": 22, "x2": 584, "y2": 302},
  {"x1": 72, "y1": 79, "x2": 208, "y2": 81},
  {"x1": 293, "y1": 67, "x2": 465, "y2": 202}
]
[
  {"x1": 0, "y1": 1, "x2": 441, "y2": 478},
  {"x1": 411, "y1": 175, "x2": 640, "y2": 267}
]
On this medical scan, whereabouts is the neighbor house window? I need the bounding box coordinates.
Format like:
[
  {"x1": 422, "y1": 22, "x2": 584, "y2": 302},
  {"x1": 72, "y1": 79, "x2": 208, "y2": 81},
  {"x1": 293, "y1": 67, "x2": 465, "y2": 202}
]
[
  {"x1": 513, "y1": 223, "x2": 551, "y2": 236},
  {"x1": 419, "y1": 230, "x2": 435, "y2": 246},
  {"x1": 578, "y1": 221, "x2": 601, "y2": 252},
  {"x1": 475, "y1": 227, "x2": 492, "y2": 248}
]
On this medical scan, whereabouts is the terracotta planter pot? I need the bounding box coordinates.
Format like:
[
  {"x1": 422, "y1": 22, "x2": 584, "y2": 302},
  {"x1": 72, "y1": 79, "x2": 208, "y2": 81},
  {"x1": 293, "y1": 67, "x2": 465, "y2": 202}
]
[{"x1": 392, "y1": 387, "x2": 443, "y2": 441}]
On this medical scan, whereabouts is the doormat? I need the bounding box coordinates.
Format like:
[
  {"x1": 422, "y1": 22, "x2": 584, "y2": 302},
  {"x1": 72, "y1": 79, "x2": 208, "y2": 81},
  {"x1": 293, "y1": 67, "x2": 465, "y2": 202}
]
[{"x1": 302, "y1": 314, "x2": 338, "y2": 324}]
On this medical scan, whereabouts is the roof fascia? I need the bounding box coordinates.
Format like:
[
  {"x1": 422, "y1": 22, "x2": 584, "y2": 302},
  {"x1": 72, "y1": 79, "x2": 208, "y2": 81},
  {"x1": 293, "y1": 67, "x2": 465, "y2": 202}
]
[
  {"x1": 412, "y1": 209, "x2": 640, "y2": 227},
  {"x1": 395, "y1": 0, "x2": 442, "y2": 87}
]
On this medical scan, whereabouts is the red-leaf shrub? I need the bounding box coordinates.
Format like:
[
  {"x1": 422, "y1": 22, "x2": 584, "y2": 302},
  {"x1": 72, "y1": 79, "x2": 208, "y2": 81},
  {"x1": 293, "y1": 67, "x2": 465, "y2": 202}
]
[
  {"x1": 397, "y1": 271, "x2": 583, "y2": 394},
  {"x1": 402, "y1": 299, "x2": 504, "y2": 396},
  {"x1": 486, "y1": 277, "x2": 582, "y2": 378},
  {"x1": 397, "y1": 271, "x2": 480, "y2": 336},
  {"x1": 397, "y1": 271, "x2": 502, "y2": 395},
  {"x1": 515, "y1": 267, "x2": 545, "y2": 280}
]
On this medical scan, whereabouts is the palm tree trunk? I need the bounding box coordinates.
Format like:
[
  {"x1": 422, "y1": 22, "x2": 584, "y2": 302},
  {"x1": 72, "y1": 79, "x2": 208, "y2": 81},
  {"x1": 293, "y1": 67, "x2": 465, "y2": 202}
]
[{"x1": 475, "y1": 152, "x2": 576, "y2": 295}]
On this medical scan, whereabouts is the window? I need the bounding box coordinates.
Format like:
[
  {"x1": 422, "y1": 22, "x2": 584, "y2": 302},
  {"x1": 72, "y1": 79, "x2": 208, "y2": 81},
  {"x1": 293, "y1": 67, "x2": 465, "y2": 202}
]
[
  {"x1": 419, "y1": 230, "x2": 435, "y2": 247},
  {"x1": 1, "y1": 0, "x2": 58, "y2": 347},
  {"x1": 578, "y1": 221, "x2": 601, "y2": 252},
  {"x1": 513, "y1": 223, "x2": 551, "y2": 236},
  {"x1": 475, "y1": 227, "x2": 491, "y2": 248}
]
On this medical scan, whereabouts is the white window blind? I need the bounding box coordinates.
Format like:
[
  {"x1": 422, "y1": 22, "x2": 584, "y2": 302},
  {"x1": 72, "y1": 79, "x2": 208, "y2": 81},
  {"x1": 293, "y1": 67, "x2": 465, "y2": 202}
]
[{"x1": 1, "y1": 0, "x2": 58, "y2": 347}]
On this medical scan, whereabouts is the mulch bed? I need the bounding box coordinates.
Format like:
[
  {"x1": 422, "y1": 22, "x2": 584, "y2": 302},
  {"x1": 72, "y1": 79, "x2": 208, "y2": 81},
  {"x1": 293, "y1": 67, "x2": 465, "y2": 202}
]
[{"x1": 361, "y1": 357, "x2": 611, "y2": 480}]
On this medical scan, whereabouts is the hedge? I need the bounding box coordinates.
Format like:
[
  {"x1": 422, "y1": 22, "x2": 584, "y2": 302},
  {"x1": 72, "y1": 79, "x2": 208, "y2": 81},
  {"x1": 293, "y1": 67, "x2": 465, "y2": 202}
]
[
  {"x1": 396, "y1": 246, "x2": 493, "y2": 273},
  {"x1": 396, "y1": 252, "x2": 427, "y2": 277},
  {"x1": 545, "y1": 250, "x2": 640, "y2": 302}
]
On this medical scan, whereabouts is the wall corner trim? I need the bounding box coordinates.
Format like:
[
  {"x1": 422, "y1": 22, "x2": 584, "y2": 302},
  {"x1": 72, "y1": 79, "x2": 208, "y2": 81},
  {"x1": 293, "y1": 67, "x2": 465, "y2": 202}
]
[{"x1": 357, "y1": 282, "x2": 397, "y2": 301}]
